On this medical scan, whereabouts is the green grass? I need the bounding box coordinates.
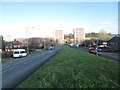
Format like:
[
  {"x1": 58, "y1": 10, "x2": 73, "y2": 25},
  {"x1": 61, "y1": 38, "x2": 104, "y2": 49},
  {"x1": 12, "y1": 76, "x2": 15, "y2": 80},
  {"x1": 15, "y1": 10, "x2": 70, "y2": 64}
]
[
  {"x1": 85, "y1": 37, "x2": 97, "y2": 40},
  {"x1": 17, "y1": 45, "x2": 120, "y2": 88}
]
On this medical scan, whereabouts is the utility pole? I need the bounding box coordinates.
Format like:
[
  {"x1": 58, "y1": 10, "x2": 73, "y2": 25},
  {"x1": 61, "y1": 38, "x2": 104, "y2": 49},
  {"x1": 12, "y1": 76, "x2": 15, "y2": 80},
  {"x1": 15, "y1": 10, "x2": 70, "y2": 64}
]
[
  {"x1": 26, "y1": 27, "x2": 34, "y2": 54},
  {"x1": 96, "y1": 39, "x2": 99, "y2": 56}
]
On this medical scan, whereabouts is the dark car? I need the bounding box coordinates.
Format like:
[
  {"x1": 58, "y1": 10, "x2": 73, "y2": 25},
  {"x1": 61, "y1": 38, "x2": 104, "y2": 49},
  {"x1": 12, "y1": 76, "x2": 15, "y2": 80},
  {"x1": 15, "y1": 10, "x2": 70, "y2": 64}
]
[
  {"x1": 44, "y1": 48, "x2": 49, "y2": 50},
  {"x1": 89, "y1": 49, "x2": 97, "y2": 54}
]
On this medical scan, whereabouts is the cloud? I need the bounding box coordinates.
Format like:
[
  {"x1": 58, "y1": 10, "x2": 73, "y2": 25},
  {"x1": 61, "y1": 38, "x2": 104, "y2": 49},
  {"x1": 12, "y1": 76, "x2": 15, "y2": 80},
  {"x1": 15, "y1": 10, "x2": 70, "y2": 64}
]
[{"x1": 101, "y1": 22, "x2": 112, "y2": 25}]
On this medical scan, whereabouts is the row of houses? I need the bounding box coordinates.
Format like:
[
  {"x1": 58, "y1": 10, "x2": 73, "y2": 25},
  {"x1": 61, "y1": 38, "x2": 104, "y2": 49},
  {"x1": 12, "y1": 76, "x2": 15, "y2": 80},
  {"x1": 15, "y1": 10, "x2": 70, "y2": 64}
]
[
  {"x1": 79, "y1": 35, "x2": 120, "y2": 52},
  {"x1": 4, "y1": 36, "x2": 120, "y2": 52},
  {"x1": 5, "y1": 39, "x2": 25, "y2": 51},
  {"x1": 107, "y1": 36, "x2": 120, "y2": 51},
  {"x1": 4, "y1": 37, "x2": 55, "y2": 52}
]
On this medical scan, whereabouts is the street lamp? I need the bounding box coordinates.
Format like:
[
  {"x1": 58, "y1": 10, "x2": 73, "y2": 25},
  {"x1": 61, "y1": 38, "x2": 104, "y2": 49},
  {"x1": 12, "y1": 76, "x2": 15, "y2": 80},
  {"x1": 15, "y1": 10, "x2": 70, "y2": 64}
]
[
  {"x1": 96, "y1": 38, "x2": 99, "y2": 56},
  {"x1": 26, "y1": 27, "x2": 34, "y2": 54},
  {"x1": 43, "y1": 37, "x2": 47, "y2": 50}
]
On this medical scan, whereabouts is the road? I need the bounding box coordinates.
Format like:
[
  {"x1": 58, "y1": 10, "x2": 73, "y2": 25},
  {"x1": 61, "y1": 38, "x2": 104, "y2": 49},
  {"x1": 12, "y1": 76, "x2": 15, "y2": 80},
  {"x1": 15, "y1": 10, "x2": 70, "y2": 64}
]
[
  {"x1": 71, "y1": 46, "x2": 120, "y2": 61},
  {"x1": 1, "y1": 46, "x2": 62, "y2": 89},
  {"x1": 98, "y1": 52, "x2": 120, "y2": 61}
]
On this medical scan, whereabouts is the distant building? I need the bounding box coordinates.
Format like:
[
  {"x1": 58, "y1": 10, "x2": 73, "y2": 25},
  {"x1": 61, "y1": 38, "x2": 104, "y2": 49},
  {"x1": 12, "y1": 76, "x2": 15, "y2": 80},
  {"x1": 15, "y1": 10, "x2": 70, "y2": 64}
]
[
  {"x1": 5, "y1": 39, "x2": 23, "y2": 51},
  {"x1": 107, "y1": 36, "x2": 120, "y2": 51},
  {"x1": 73, "y1": 28, "x2": 85, "y2": 44},
  {"x1": 16, "y1": 38, "x2": 27, "y2": 46},
  {"x1": 55, "y1": 30, "x2": 64, "y2": 43}
]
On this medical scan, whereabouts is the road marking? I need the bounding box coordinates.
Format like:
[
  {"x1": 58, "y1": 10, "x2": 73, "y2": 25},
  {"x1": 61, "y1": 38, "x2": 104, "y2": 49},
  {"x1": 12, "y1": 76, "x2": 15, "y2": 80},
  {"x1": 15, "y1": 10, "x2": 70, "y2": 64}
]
[
  {"x1": 2, "y1": 65, "x2": 10, "y2": 70},
  {"x1": 2, "y1": 66, "x2": 17, "y2": 73},
  {"x1": 0, "y1": 65, "x2": 10, "y2": 71},
  {"x1": 15, "y1": 60, "x2": 27, "y2": 65},
  {"x1": 2, "y1": 60, "x2": 31, "y2": 72},
  {"x1": 24, "y1": 61, "x2": 31, "y2": 64}
]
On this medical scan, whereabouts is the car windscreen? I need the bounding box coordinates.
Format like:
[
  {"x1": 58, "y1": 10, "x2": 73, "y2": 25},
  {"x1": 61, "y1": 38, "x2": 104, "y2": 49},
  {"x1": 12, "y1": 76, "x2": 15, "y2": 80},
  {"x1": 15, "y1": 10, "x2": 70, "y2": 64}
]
[{"x1": 14, "y1": 51, "x2": 19, "y2": 54}]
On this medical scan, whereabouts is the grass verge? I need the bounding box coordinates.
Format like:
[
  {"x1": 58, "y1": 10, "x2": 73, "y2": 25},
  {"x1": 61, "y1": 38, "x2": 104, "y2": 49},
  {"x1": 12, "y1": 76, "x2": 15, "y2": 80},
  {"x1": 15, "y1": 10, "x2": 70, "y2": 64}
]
[{"x1": 17, "y1": 45, "x2": 120, "y2": 88}]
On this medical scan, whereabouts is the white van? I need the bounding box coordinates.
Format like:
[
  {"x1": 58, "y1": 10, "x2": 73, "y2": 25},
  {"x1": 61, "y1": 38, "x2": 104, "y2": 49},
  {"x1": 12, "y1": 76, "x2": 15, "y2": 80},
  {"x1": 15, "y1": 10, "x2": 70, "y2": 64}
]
[{"x1": 13, "y1": 49, "x2": 27, "y2": 58}]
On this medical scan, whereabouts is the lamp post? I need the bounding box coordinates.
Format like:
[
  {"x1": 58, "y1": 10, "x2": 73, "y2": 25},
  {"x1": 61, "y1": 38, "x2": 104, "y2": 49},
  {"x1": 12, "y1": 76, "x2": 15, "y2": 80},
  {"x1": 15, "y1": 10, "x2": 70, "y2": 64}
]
[
  {"x1": 43, "y1": 37, "x2": 47, "y2": 50},
  {"x1": 26, "y1": 27, "x2": 34, "y2": 54},
  {"x1": 96, "y1": 38, "x2": 99, "y2": 56}
]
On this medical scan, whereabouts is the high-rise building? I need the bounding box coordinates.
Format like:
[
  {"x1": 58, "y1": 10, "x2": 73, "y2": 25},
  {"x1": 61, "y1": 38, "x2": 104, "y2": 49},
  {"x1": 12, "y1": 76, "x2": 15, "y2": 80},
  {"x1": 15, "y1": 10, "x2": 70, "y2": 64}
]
[
  {"x1": 73, "y1": 28, "x2": 85, "y2": 44},
  {"x1": 55, "y1": 30, "x2": 64, "y2": 44}
]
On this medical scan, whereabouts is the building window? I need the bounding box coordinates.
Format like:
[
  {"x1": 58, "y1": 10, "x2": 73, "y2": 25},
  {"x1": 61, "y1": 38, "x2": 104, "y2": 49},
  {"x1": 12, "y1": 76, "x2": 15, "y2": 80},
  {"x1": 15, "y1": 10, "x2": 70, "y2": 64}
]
[
  {"x1": 18, "y1": 45, "x2": 20, "y2": 47},
  {"x1": 113, "y1": 43, "x2": 115, "y2": 45},
  {"x1": 111, "y1": 42, "x2": 114, "y2": 45},
  {"x1": 14, "y1": 45, "x2": 17, "y2": 48}
]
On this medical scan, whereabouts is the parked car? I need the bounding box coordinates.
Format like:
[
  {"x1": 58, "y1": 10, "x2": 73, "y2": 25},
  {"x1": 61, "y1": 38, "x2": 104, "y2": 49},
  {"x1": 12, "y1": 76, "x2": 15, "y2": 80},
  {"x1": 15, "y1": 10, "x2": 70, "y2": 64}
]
[
  {"x1": 69, "y1": 44, "x2": 73, "y2": 47},
  {"x1": 89, "y1": 48, "x2": 97, "y2": 54},
  {"x1": 49, "y1": 47, "x2": 55, "y2": 50},
  {"x1": 76, "y1": 44, "x2": 79, "y2": 47},
  {"x1": 96, "y1": 47, "x2": 102, "y2": 52},
  {"x1": 44, "y1": 48, "x2": 49, "y2": 50},
  {"x1": 13, "y1": 49, "x2": 27, "y2": 58}
]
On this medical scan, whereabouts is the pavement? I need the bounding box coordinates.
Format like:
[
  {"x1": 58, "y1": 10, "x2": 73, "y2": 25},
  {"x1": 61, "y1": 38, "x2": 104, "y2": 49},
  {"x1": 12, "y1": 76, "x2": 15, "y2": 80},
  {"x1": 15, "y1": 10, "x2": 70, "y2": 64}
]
[
  {"x1": 1, "y1": 46, "x2": 62, "y2": 89},
  {"x1": 71, "y1": 46, "x2": 120, "y2": 62}
]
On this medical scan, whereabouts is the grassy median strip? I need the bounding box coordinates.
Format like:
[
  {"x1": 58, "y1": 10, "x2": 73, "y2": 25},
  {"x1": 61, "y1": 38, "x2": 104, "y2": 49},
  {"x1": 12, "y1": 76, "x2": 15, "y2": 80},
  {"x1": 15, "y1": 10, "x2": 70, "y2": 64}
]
[{"x1": 17, "y1": 45, "x2": 120, "y2": 88}]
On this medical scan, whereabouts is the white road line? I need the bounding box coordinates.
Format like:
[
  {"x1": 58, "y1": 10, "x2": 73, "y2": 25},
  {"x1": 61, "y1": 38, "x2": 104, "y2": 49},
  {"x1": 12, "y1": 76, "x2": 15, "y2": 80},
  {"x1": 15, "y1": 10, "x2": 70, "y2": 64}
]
[
  {"x1": 2, "y1": 65, "x2": 10, "y2": 70},
  {"x1": 24, "y1": 61, "x2": 31, "y2": 64},
  {"x1": 2, "y1": 60, "x2": 31, "y2": 71},
  {"x1": 14, "y1": 60, "x2": 27, "y2": 65},
  {"x1": 2, "y1": 66, "x2": 17, "y2": 73},
  {"x1": 13, "y1": 59, "x2": 31, "y2": 65},
  {"x1": 0, "y1": 65, "x2": 10, "y2": 71}
]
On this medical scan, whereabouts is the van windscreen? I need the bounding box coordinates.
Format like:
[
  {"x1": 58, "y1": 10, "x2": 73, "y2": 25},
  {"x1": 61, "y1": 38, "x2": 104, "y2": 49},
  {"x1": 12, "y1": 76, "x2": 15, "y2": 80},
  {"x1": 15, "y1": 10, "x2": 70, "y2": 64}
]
[
  {"x1": 20, "y1": 51, "x2": 25, "y2": 53},
  {"x1": 14, "y1": 51, "x2": 19, "y2": 54}
]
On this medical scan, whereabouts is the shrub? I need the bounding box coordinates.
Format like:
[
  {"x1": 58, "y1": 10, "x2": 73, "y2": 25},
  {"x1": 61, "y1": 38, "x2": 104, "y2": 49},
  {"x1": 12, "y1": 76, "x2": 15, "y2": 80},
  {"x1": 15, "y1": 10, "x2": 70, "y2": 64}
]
[{"x1": 2, "y1": 51, "x2": 13, "y2": 58}]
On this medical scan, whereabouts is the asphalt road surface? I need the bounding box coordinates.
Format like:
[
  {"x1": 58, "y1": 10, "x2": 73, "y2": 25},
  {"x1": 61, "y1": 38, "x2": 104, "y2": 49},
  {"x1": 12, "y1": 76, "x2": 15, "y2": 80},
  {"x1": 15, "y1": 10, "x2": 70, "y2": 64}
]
[
  {"x1": 1, "y1": 46, "x2": 62, "y2": 89},
  {"x1": 71, "y1": 46, "x2": 120, "y2": 61}
]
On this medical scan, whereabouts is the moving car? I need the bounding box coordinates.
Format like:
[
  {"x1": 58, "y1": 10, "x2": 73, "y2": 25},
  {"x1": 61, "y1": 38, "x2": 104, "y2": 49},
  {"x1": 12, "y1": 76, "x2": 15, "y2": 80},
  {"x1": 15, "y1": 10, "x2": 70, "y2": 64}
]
[
  {"x1": 89, "y1": 48, "x2": 97, "y2": 54},
  {"x1": 13, "y1": 49, "x2": 27, "y2": 58}
]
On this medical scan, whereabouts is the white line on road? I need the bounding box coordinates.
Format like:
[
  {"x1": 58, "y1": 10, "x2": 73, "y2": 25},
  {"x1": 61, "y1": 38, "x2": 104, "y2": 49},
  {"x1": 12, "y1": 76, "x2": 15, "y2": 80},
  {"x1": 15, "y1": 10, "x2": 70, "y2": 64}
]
[
  {"x1": 24, "y1": 61, "x2": 31, "y2": 64},
  {"x1": 2, "y1": 66, "x2": 17, "y2": 73},
  {"x1": 2, "y1": 65, "x2": 10, "y2": 70},
  {"x1": 14, "y1": 60, "x2": 27, "y2": 65},
  {"x1": 0, "y1": 65, "x2": 10, "y2": 71}
]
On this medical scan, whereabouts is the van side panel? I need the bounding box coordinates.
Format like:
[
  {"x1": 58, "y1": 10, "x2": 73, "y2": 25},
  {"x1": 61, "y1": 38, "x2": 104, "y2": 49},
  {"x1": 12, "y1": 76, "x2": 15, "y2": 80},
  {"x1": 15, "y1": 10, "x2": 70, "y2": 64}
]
[{"x1": 13, "y1": 49, "x2": 27, "y2": 58}]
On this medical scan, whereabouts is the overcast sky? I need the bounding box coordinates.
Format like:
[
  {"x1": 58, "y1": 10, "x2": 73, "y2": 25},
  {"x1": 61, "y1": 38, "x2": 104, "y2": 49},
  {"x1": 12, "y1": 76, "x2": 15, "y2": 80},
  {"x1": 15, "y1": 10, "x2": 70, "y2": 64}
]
[{"x1": 0, "y1": 2, "x2": 118, "y2": 41}]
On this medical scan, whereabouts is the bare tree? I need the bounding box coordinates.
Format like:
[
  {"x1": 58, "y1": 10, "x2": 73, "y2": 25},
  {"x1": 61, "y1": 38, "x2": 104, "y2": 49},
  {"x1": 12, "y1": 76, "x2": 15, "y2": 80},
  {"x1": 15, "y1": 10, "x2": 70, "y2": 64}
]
[{"x1": 98, "y1": 29, "x2": 113, "y2": 41}]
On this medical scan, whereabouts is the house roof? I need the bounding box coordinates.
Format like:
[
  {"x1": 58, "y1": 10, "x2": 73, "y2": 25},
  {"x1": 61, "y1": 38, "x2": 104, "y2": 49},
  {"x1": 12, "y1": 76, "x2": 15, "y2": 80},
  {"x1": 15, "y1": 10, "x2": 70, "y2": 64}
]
[
  {"x1": 12, "y1": 41, "x2": 22, "y2": 45},
  {"x1": 5, "y1": 40, "x2": 23, "y2": 46},
  {"x1": 108, "y1": 36, "x2": 120, "y2": 42}
]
